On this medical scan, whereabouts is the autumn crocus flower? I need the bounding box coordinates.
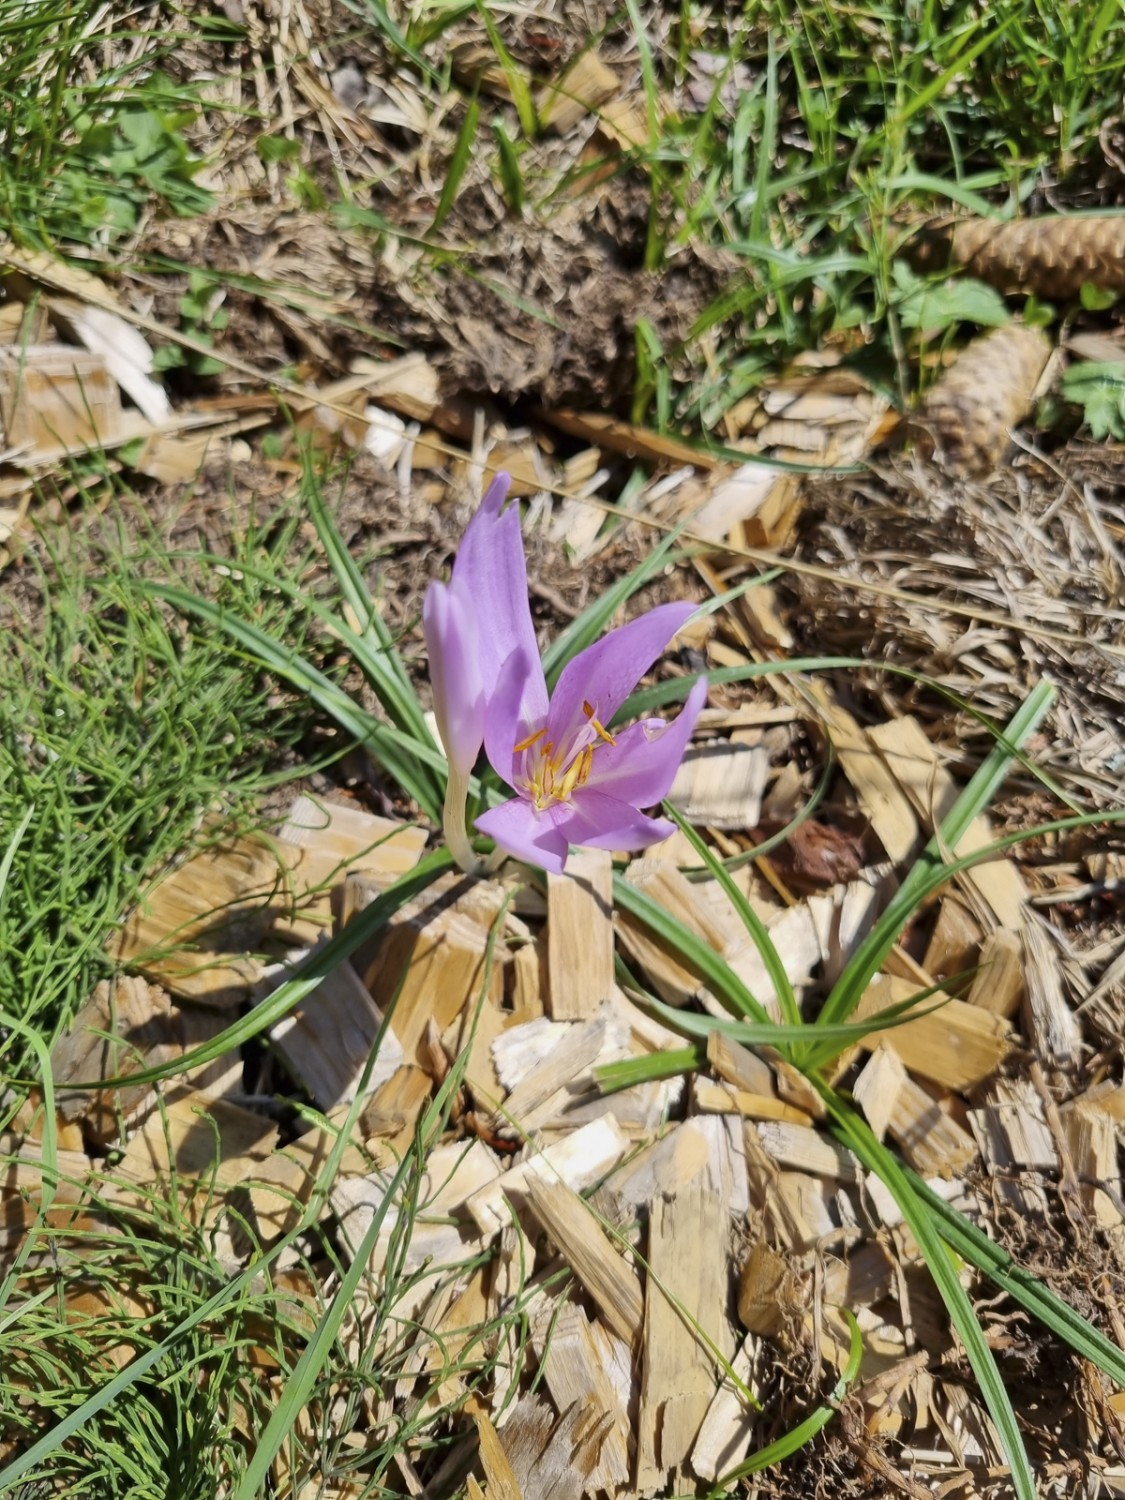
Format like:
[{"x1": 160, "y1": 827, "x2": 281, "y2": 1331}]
[{"x1": 424, "y1": 474, "x2": 706, "y2": 875}]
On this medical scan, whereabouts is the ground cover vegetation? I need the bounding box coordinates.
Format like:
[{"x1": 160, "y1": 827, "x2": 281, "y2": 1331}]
[{"x1": 2, "y1": 0, "x2": 1125, "y2": 1495}]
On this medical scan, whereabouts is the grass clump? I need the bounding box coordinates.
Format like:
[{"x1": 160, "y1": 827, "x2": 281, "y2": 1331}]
[{"x1": 0, "y1": 502, "x2": 322, "y2": 1060}]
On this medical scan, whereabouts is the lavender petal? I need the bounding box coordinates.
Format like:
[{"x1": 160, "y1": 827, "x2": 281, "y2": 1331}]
[
  {"x1": 476, "y1": 796, "x2": 569, "y2": 873},
  {"x1": 546, "y1": 601, "x2": 696, "y2": 750}
]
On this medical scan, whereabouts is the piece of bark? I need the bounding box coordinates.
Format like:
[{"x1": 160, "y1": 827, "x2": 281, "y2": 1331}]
[
  {"x1": 546, "y1": 850, "x2": 614, "y2": 1020},
  {"x1": 0, "y1": 343, "x2": 123, "y2": 452},
  {"x1": 967, "y1": 928, "x2": 1027, "y2": 1018},
  {"x1": 112, "y1": 837, "x2": 291, "y2": 1003},
  {"x1": 525, "y1": 1177, "x2": 643, "y2": 1346},
  {"x1": 355, "y1": 1065, "x2": 434, "y2": 1159},
  {"x1": 637, "y1": 1184, "x2": 733, "y2": 1491},
  {"x1": 693, "y1": 1078, "x2": 812, "y2": 1125},
  {"x1": 1061, "y1": 1097, "x2": 1123, "y2": 1232},
  {"x1": 855, "y1": 974, "x2": 1013, "y2": 1090},
  {"x1": 511, "y1": 937, "x2": 547, "y2": 1019},
  {"x1": 333, "y1": 1137, "x2": 500, "y2": 1278},
  {"x1": 0, "y1": 1134, "x2": 91, "y2": 1208}
]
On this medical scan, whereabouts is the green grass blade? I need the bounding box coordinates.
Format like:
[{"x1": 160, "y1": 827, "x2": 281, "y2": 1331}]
[
  {"x1": 143, "y1": 580, "x2": 444, "y2": 822},
  {"x1": 300, "y1": 459, "x2": 418, "y2": 703},
  {"x1": 663, "y1": 802, "x2": 801, "y2": 1027},
  {"x1": 814, "y1": 680, "x2": 1056, "y2": 1036},
  {"x1": 542, "y1": 525, "x2": 682, "y2": 687},
  {"x1": 433, "y1": 86, "x2": 481, "y2": 230},
  {"x1": 827, "y1": 1095, "x2": 1036, "y2": 1498},
  {"x1": 612, "y1": 872, "x2": 772, "y2": 1025}
]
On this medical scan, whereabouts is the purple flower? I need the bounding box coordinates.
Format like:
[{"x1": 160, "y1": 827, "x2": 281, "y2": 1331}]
[{"x1": 424, "y1": 474, "x2": 706, "y2": 875}]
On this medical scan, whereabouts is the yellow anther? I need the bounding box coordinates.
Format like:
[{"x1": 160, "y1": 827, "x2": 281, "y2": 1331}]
[
  {"x1": 513, "y1": 726, "x2": 547, "y2": 754},
  {"x1": 581, "y1": 700, "x2": 616, "y2": 746}
]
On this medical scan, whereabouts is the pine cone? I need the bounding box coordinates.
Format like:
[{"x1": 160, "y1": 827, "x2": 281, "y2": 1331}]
[
  {"x1": 912, "y1": 324, "x2": 1051, "y2": 476},
  {"x1": 906, "y1": 214, "x2": 1125, "y2": 300}
]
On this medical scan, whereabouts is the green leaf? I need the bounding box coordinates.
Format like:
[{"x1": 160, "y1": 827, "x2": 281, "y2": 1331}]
[
  {"x1": 893, "y1": 263, "x2": 1011, "y2": 332},
  {"x1": 1080, "y1": 281, "x2": 1117, "y2": 311},
  {"x1": 492, "y1": 119, "x2": 525, "y2": 215},
  {"x1": 1060, "y1": 360, "x2": 1125, "y2": 440},
  {"x1": 257, "y1": 134, "x2": 302, "y2": 165}
]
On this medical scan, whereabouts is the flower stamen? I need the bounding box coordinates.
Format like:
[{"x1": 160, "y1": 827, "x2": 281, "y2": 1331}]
[
  {"x1": 582, "y1": 700, "x2": 617, "y2": 746},
  {"x1": 513, "y1": 726, "x2": 548, "y2": 754}
]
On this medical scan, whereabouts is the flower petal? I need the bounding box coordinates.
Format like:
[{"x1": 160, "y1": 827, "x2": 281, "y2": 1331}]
[
  {"x1": 452, "y1": 474, "x2": 548, "y2": 727},
  {"x1": 483, "y1": 644, "x2": 545, "y2": 788},
  {"x1": 546, "y1": 601, "x2": 696, "y2": 749},
  {"x1": 422, "y1": 580, "x2": 484, "y2": 777},
  {"x1": 585, "y1": 676, "x2": 707, "y2": 808},
  {"x1": 476, "y1": 796, "x2": 569, "y2": 873},
  {"x1": 554, "y1": 788, "x2": 674, "y2": 851}
]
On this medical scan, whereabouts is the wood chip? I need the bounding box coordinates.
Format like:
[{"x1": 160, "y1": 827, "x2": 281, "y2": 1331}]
[
  {"x1": 525, "y1": 1176, "x2": 643, "y2": 1346},
  {"x1": 637, "y1": 1184, "x2": 733, "y2": 1490},
  {"x1": 264, "y1": 955, "x2": 403, "y2": 1107},
  {"x1": 966, "y1": 928, "x2": 1026, "y2": 1018},
  {"x1": 855, "y1": 1046, "x2": 979, "y2": 1177},
  {"x1": 691, "y1": 1336, "x2": 759, "y2": 1481},
  {"x1": 546, "y1": 849, "x2": 614, "y2": 1020},
  {"x1": 538, "y1": 50, "x2": 620, "y2": 133},
  {"x1": 465, "y1": 1116, "x2": 631, "y2": 1237},
  {"x1": 868, "y1": 716, "x2": 1027, "y2": 928},
  {"x1": 968, "y1": 1078, "x2": 1056, "y2": 1218},
  {"x1": 529, "y1": 1298, "x2": 630, "y2": 1490},
  {"x1": 855, "y1": 974, "x2": 1014, "y2": 1090},
  {"x1": 50, "y1": 976, "x2": 234, "y2": 1142},
  {"x1": 666, "y1": 742, "x2": 769, "y2": 829},
  {"x1": 810, "y1": 690, "x2": 920, "y2": 866},
  {"x1": 358, "y1": 877, "x2": 506, "y2": 1064}
]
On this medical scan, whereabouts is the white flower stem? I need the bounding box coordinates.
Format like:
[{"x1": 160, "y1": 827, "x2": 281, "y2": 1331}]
[{"x1": 443, "y1": 766, "x2": 480, "y2": 875}]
